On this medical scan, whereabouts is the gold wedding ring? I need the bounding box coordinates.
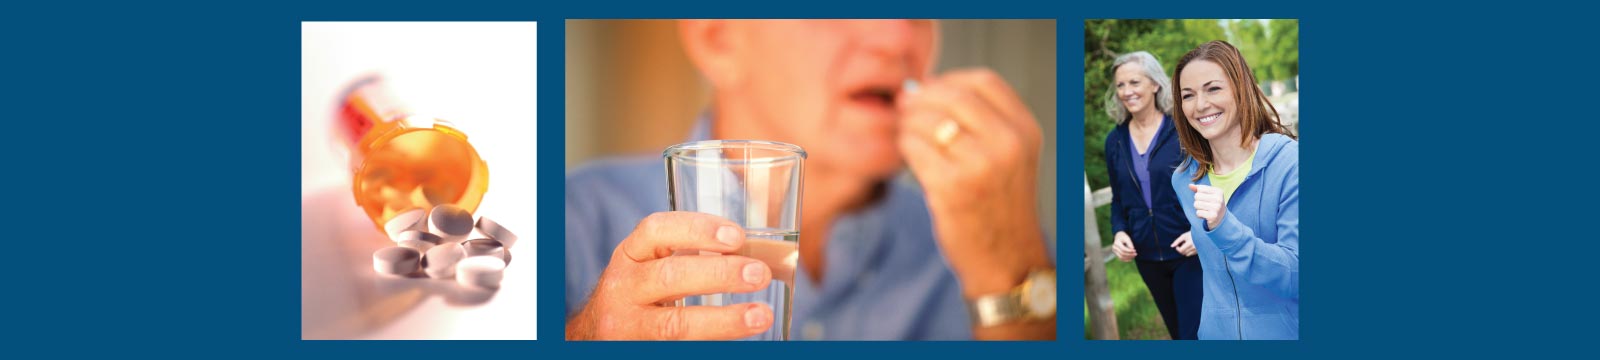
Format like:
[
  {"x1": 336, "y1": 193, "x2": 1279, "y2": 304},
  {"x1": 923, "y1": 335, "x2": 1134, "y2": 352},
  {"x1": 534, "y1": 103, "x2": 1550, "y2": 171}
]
[{"x1": 934, "y1": 119, "x2": 960, "y2": 147}]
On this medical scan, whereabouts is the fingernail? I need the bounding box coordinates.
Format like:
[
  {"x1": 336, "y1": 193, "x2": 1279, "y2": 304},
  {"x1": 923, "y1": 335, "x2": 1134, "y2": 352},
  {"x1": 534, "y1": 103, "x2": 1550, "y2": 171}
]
[
  {"x1": 745, "y1": 305, "x2": 767, "y2": 329},
  {"x1": 717, "y1": 226, "x2": 740, "y2": 247},
  {"x1": 743, "y1": 262, "x2": 768, "y2": 285}
]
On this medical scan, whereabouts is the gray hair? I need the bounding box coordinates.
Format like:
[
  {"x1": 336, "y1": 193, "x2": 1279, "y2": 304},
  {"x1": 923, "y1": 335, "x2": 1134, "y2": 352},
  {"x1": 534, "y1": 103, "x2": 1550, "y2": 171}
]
[{"x1": 1104, "y1": 51, "x2": 1173, "y2": 124}]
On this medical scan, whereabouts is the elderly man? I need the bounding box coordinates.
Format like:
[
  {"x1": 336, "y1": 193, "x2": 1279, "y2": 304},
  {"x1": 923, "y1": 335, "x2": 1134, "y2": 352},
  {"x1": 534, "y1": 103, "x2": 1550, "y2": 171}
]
[{"x1": 566, "y1": 20, "x2": 1055, "y2": 340}]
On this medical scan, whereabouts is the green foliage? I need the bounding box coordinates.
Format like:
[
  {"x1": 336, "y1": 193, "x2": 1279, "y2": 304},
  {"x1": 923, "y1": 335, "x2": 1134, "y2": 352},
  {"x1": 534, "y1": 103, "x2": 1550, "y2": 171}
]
[{"x1": 1083, "y1": 19, "x2": 1298, "y2": 192}]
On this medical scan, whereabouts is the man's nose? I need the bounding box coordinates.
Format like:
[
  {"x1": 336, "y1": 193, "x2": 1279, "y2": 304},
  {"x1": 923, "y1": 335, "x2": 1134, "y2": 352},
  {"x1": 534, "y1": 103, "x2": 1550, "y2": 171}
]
[{"x1": 856, "y1": 20, "x2": 918, "y2": 56}]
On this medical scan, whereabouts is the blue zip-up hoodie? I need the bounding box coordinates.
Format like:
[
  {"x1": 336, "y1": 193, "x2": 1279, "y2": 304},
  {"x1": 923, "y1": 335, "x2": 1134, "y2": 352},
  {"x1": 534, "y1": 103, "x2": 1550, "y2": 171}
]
[
  {"x1": 1171, "y1": 133, "x2": 1299, "y2": 340},
  {"x1": 1104, "y1": 115, "x2": 1189, "y2": 261}
]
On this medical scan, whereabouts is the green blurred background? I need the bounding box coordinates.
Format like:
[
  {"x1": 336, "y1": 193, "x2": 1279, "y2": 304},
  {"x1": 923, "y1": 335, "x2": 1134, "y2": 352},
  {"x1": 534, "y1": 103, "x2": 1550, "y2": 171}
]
[{"x1": 1082, "y1": 19, "x2": 1298, "y2": 340}]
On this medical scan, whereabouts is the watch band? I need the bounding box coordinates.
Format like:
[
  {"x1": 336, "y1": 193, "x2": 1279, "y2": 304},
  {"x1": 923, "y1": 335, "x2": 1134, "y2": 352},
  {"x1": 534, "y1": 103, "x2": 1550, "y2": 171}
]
[
  {"x1": 969, "y1": 290, "x2": 1026, "y2": 327},
  {"x1": 967, "y1": 268, "x2": 1058, "y2": 327}
]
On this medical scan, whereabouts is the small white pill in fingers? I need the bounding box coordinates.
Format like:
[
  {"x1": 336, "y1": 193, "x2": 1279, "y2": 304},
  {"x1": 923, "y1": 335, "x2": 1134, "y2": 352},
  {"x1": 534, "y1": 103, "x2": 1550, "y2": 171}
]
[
  {"x1": 372, "y1": 246, "x2": 422, "y2": 276},
  {"x1": 384, "y1": 208, "x2": 429, "y2": 241},
  {"x1": 428, "y1": 205, "x2": 474, "y2": 242},
  {"x1": 462, "y1": 239, "x2": 511, "y2": 265},
  {"x1": 456, "y1": 256, "x2": 506, "y2": 289},
  {"x1": 423, "y1": 242, "x2": 466, "y2": 279},
  {"x1": 474, "y1": 216, "x2": 518, "y2": 249}
]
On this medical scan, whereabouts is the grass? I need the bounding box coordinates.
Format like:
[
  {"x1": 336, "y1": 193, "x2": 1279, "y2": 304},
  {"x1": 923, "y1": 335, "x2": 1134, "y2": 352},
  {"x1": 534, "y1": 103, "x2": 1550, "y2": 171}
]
[{"x1": 1084, "y1": 256, "x2": 1171, "y2": 340}]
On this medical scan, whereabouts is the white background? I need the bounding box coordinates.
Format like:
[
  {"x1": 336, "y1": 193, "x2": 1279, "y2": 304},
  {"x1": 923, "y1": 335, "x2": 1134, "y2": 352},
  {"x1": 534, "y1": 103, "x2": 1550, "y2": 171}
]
[{"x1": 300, "y1": 22, "x2": 538, "y2": 340}]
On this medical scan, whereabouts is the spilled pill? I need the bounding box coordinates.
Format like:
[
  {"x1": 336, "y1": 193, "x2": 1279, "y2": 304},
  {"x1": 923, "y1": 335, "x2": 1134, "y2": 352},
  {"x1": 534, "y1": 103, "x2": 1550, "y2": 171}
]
[
  {"x1": 393, "y1": 230, "x2": 442, "y2": 251},
  {"x1": 395, "y1": 239, "x2": 433, "y2": 251},
  {"x1": 372, "y1": 246, "x2": 422, "y2": 276},
  {"x1": 462, "y1": 239, "x2": 511, "y2": 264},
  {"x1": 474, "y1": 216, "x2": 518, "y2": 249},
  {"x1": 423, "y1": 243, "x2": 466, "y2": 279},
  {"x1": 393, "y1": 230, "x2": 442, "y2": 244},
  {"x1": 428, "y1": 205, "x2": 475, "y2": 242},
  {"x1": 456, "y1": 256, "x2": 506, "y2": 289},
  {"x1": 384, "y1": 208, "x2": 429, "y2": 240}
]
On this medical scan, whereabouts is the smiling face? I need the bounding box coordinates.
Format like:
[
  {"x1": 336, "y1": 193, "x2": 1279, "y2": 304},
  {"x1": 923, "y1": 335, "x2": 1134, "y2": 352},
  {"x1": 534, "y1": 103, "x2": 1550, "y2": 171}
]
[
  {"x1": 1113, "y1": 63, "x2": 1159, "y2": 118},
  {"x1": 693, "y1": 20, "x2": 938, "y2": 182},
  {"x1": 1178, "y1": 60, "x2": 1240, "y2": 144}
]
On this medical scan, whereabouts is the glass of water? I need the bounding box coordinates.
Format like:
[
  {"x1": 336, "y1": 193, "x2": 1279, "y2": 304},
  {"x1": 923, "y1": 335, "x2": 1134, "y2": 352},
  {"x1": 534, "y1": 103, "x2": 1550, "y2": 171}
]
[{"x1": 664, "y1": 140, "x2": 804, "y2": 341}]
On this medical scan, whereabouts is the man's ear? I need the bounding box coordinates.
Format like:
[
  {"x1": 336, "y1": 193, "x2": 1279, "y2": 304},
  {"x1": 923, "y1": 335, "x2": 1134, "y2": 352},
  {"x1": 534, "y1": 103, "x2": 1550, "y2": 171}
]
[{"x1": 679, "y1": 20, "x2": 741, "y2": 90}]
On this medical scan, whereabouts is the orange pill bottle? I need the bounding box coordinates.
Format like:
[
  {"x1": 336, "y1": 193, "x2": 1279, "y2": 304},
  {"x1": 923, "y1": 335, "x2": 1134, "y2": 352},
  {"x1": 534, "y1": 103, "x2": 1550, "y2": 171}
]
[{"x1": 335, "y1": 74, "x2": 489, "y2": 232}]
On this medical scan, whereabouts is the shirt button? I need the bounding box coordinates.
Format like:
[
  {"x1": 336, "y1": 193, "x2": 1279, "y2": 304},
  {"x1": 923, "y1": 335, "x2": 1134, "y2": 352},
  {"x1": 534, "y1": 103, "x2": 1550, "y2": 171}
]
[{"x1": 803, "y1": 322, "x2": 824, "y2": 340}]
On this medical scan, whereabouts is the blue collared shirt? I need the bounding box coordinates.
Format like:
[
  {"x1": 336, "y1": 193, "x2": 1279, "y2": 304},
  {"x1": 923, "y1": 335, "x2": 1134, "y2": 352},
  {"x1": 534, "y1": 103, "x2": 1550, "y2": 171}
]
[{"x1": 565, "y1": 119, "x2": 974, "y2": 340}]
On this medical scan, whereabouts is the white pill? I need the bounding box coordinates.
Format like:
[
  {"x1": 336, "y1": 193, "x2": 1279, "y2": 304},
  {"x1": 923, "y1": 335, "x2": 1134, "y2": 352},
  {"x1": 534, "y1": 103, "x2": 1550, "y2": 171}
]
[
  {"x1": 428, "y1": 205, "x2": 475, "y2": 242},
  {"x1": 462, "y1": 239, "x2": 511, "y2": 264},
  {"x1": 384, "y1": 208, "x2": 429, "y2": 240},
  {"x1": 393, "y1": 230, "x2": 442, "y2": 246},
  {"x1": 372, "y1": 246, "x2": 421, "y2": 276},
  {"x1": 456, "y1": 256, "x2": 506, "y2": 289},
  {"x1": 395, "y1": 239, "x2": 434, "y2": 252},
  {"x1": 423, "y1": 242, "x2": 466, "y2": 279},
  {"x1": 474, "y1": 216, "x2": 518, "y2": 249}
]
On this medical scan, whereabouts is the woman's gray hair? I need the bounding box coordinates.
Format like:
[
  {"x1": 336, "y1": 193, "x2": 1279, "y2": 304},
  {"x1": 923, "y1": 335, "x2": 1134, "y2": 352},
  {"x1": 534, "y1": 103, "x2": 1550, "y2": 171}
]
[{"x1": 1104, "y1": 51, "x2": 1173, "y2": 124}]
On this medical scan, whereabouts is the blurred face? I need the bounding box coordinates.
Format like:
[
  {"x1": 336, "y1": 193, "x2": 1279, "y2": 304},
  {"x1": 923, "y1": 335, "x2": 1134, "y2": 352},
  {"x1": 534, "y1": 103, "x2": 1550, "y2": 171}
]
[
  {"x1": 1179, "y1": 60, "x2": 1239, "y2": 143},
  {"x1": 1113, "y1": 63, "x2": 1158, "y2": 117},
  {"x1": 721, "y1": 20, "x2": 938, "y2": 180}
]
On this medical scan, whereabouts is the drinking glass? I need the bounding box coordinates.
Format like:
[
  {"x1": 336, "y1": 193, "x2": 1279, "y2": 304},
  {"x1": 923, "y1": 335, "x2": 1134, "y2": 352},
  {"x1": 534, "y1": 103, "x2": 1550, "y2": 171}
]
[{"x1": 664, "y1": 140, "x2": 805, "y2": 341}]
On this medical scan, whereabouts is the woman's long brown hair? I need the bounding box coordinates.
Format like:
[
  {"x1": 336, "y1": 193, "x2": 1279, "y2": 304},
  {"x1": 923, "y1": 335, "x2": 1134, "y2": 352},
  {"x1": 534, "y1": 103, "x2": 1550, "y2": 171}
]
[{"x1": 1171, "y1": 40, "x2": 1295, "y2": 181}]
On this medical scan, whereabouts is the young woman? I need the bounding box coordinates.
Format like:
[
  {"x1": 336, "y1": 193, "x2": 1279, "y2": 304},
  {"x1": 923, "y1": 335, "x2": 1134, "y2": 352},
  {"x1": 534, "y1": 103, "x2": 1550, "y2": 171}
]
[
  {"x1": 1102, "y1": 51, "x2": 1201, "y2": 340},
  {"x1": 1169, "y1": 40, "x2": 1299, "y2": 340}
]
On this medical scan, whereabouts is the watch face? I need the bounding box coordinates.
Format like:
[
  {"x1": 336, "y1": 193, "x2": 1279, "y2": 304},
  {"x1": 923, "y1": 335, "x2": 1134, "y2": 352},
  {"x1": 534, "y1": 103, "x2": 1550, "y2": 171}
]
[{"x1": 1026, "y1": 272, "x2": 1057, "y2": 315}]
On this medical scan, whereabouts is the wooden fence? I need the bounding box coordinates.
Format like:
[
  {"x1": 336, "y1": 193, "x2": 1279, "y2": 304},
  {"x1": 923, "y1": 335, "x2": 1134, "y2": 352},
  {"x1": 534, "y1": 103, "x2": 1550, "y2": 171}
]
[{"x1": 1084, "y1": 174, "x2": 1118, "y2": 340}]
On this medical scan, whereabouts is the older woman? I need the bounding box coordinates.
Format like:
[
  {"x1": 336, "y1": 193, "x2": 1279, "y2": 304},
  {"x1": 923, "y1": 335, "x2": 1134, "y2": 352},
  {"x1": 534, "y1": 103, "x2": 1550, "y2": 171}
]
[
  {"x1": 1169, "y1": 40, "x2": 1299, "y2": 340},
  {"x1": 1103, "y1": 51, "x2": 1201, "y2": 340}
]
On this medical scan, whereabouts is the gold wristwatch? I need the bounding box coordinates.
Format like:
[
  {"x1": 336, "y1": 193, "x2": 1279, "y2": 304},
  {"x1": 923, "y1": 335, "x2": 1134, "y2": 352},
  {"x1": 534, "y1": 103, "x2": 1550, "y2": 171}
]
[{"x1": 968, "y1": 268, "x2": 1057, "y2": 327}]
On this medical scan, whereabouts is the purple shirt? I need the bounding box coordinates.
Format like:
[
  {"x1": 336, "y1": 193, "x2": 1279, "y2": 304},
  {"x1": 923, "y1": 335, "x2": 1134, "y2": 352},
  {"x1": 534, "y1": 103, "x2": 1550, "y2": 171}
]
[{"x1": 1129, "y1": 119, "x2": 1161, "y2": 209}]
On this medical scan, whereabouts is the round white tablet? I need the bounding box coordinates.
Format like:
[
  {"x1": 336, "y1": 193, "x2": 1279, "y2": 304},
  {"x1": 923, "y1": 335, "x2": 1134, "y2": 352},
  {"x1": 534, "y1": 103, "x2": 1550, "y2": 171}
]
[
  {"x1": 474, "y1": 216, "x2": 518, "y2": 249},
  {"x1": 462, "y1": 239, "x2": 511, "y2": 264},
  {"x1": 395, "y1": 239, "x2": 434, "y2": 252},
  {"x1": 393, "y1": 230, "x2": 443, "y2": 246},
  {"x1": 428, "y1": 205, "x2": 475, "y2": 241},
  {"x1": 423, "y1": 242, "x2": 466, "y2": 279},
  {"x1": 372, "y1": 246, "x2": 421, "y2": 276},
  {"x1": 384, "y1": 208, "x2": 429, "y2": 241},
  {"x1": 456, "y1": 256, "x2": 506, "y2": 289}
]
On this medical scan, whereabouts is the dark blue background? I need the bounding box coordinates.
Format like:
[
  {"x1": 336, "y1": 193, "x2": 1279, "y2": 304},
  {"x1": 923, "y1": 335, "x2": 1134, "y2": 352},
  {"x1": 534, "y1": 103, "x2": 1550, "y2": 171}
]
[{"x1": 1, "y1": 0, "x2": 1590, "y2": 356}]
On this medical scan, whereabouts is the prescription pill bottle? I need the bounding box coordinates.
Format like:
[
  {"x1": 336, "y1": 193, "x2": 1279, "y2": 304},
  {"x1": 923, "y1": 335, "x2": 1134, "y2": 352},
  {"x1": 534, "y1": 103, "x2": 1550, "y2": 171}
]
[{"x1": 336, "y1": 74, "x2": 489, "y2": 233}]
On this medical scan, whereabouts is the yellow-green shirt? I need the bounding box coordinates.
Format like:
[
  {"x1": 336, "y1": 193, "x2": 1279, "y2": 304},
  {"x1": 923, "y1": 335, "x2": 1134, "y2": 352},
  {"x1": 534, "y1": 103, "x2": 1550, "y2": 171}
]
[{"x1": 1208, "y1": 147, "x2": 1256, "y2": 204}]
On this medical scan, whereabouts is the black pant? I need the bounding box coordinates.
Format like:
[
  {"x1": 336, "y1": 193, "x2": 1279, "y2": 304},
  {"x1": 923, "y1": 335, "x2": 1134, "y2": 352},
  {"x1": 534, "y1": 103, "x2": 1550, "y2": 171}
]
[{"x1": 1136, "y1": 256, "x2": 1203, "y2": 340}]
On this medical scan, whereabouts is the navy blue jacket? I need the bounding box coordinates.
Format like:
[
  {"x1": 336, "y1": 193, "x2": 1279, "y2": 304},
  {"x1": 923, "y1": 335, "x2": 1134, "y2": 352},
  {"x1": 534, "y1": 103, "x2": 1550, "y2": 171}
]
[{"x1": 1104, "y1": 115, "x2": 1188, "y2": 261}]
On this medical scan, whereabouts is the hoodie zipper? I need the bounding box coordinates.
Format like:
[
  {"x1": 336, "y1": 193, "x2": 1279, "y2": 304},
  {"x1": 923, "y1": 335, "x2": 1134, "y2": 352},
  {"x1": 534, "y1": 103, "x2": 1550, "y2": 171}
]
[
  {"x1": 1222, "y1": 161, "x2": 1261, "y2": 340},
  {"x1": 1123, "y1": 126, "x2": 1167, "y2": 261}
]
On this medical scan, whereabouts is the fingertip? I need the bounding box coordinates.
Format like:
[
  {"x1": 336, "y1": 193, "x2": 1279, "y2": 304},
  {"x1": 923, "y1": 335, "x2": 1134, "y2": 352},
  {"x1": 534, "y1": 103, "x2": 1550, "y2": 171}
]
[
  {"x1": 716, "y1": 225, "x2": 743, "y2": 248},
  {"x1": 744, "y1": 303, "x2": 774, "y2": 331},
  {"x1": 741, "y1": 260, "x2": 772, "y2": 287}
]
